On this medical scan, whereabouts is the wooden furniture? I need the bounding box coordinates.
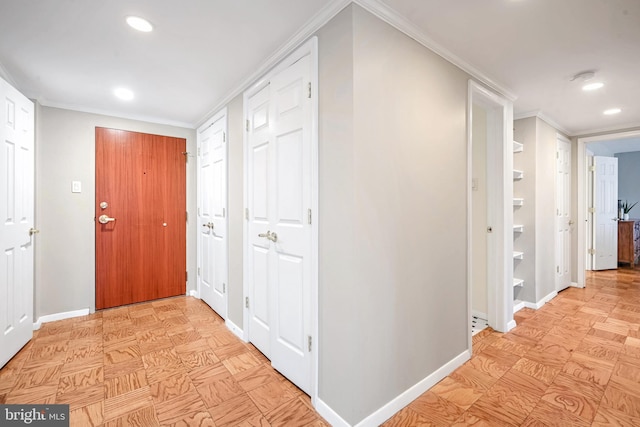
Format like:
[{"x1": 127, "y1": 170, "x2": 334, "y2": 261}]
[{"x1": 618, "y1": 220, "x2": 640, "y2": 266}]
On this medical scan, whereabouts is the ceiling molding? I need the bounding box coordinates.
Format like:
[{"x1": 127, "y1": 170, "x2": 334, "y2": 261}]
[
  {"x1": 514, "y1": 110, "x2": 572, "y2": 137},
  {"x1": 0, "y1": 60, "x2": 17, "y2": 87},
  {"x1": 573, "y1": 123, "x2": 640, "y2": 139},
  {"x1": 354, "y1": 0, "x2": 517, "y2": 102},
  {"x1": 195, "y1": 0, "x2": 351, "y2": 127},
  {"x1": 39, "y1": 99, "x2": 194, "y2": 130}
]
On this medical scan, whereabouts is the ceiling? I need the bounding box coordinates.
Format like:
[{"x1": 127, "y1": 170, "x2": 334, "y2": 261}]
[{"x1": 0, "y1": 0, "x2": 638, "y2": 135}]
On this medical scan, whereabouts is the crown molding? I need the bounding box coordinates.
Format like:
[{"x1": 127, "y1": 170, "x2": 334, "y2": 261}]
[
  {"x1": 514, "y1": 109, "x2": 572, "y2": 137},
  {"x1": 195, "y1": 0, "x2": 351, "y2": 127},
  {"x1": 39, "y1": 99, "x2": 194, "y2": 130},
  {"x1": 573, "y1": 122, "x2": 640, "y2": 139},
  {"x1": 354, "y1": 0, "x2": 517, "y2": 102}
]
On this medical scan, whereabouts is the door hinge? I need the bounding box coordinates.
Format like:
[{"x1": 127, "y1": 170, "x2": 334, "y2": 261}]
[
  {"x1": 185, "y1": 271, "x2": 188, "y2": 281},
  {"x1": 246, "y1": 120, "x2": 250, "y2": 132},
  {"x1": 556, "y1": 152, "x2": 559, "y2": 159},
  {"x1": 197, "y1": 267, "x2": 200, "y2": 276},
  {"x1": 222, "y1": 207, "x2": 226, "y2": 218},
  {"x1": 307, "y1": 82, "x2": 312, "y2": 99},
  {"x1": 589, "y1": 166, "x2": 596, "y2": 172},
  {"x1": 588, "y1": 207, "x2": 595, "y2": 213},
  {"x1": 308, "y1": 209, "x2": 312, "y2": 225},
  {"x1": 223, "y1": 132, "x2": 226, "y2": 143},
  {"x1": 308, "y1": 335, "x2": 312, "y2": 352},
  {"x1": 588, "y1": 248, "x2": 596, "y2": 255},
  {"x1": 186, "y1": 211, "x2": 188, "y2": 222},
  {"x1": 182, "y1": 152, "x2": 189, "y2": 163},
  {"x1": 245, "y1": 208, "x2": 249, "y2": 220},
  {"x1": 223, "y1": 283, "x2": 226, "y2": 293},
  {"x1": 245, "y1": 297, "x2": 250, "y2": 308},
  {"x1": 197, "y1": 147, "x2": 201, "y2": 156},
  {"x1": 198, "y1": 207, "x2": 201, "y2": 216},
  {"x1": 557, "y1": 265, "x2": 560, "y2": 273}
]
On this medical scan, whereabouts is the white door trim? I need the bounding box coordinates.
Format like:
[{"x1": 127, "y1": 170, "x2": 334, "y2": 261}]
[
  {"x1": 242, "y1": 36, "x2": 318, "y2": 403},
  {"x1": 576, "y1": 129, "x2": 640, "y2": 286},
  {"x1": 467, "y1": 80, "x2": 514, "y2": 346},
  {"x1": 556, "y1": 134, "x2": 572, "y2": 292}
]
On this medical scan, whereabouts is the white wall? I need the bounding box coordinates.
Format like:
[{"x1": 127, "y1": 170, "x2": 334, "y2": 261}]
[
  {"x1": 35, "y1": 106, "x2": 196, "y2": 318},
  {"x1": 471, "y1": 104, "x2": 488, "y2": 316},
  {"x1": 317, "y1": 5, "x2": 470, "y2": 424}
]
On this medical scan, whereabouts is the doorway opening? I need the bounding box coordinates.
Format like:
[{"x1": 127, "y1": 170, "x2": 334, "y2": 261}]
[
  {"x1": 467, "y1": 81, "x2": 515, "y2": 346},
  {"x1": 576, "y1": 130, "x2": 640, "y2": 286}
]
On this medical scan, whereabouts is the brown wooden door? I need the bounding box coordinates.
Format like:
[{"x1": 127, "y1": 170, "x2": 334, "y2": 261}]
[{"x1": 95, "y1": 128, "x2": 186, "y2": 309}]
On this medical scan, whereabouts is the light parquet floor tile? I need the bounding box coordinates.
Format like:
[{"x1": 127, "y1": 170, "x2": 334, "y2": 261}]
[{"x1": 5, "y1": 268, "x2": 640, "y2": 426}]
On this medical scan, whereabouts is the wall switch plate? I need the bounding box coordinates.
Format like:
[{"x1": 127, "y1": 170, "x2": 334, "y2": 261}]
[{"x1": 72, "y1": 181, "x2": 81, "y2": 193}]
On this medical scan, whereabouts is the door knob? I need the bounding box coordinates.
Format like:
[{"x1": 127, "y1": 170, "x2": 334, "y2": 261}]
[
  {"x1": 569, "y1": 220, "x2": 575, "y2": 225},
  {"x1": 258, "y1": 231, "x2": 278, "y2": 242},
  {"x1": 99, "y1": 215, "x2": 116, "y2": 224},
  {"x1": 29, "y1": 228, "x2": 40, "y2": 236}
]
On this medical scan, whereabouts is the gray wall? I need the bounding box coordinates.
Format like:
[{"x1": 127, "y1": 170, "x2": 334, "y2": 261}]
[
  {"x1": 227, "y1": 95, "x2": 244, "y2": 328},
  {"x1": 513, "y1": 117, "x2": 561, "y2": 304},
  {"x1": 471, "y1": 105, "x2": 488, "y2": 316},
  {"x1": 35, "y1": 106, "x2": 196, "y2": 318},
  {"x1": 615, "y1": 151, "x2": 640, "y2": 218},
  {"x1": 317, "y1": 5, "x2": 470, "y2": 424}
]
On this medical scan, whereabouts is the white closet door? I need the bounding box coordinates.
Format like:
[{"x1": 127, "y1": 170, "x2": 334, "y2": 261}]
[
  {"x1": 245, "y1": 54, "x2": 313, "y2": 395},
  {"x1": 593, "y1": 156, "x2": 618, "y2": 270},
  {"x1": 198, "y1": 111, "x2": 228, "y2": 318},
  {"x1": 269, "y1": 54, "x2": 312, "y2": 394},
  {"x1": 556, "y1": 136, "x2": 571, "y2": 290},
  {"x1": 0, "y1": 78, "x2": 34, "y2": 368},
  {"x1": 247, "y1": 84, "x2": 272, "y2": 357}
]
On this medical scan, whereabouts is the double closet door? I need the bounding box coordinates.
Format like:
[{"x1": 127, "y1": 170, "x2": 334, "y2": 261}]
[{"x1": 245, "y1": 51, "x2": 314, "y2": 395}]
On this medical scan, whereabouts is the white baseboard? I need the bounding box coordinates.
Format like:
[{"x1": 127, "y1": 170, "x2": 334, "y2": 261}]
[
  {"x1": 570, "y1": 281, "x2": 583, "y2": 289},
  {"x1": 315, "y1": 397, "x2": 351, "y2": 427},
  {"x1": 513, "y1": 300, "x2": 525, "y2": 313},
  {"x1": 314, "y1": 350, "x2": 472, "y2": 427},
  {"x1": 506, "y1": 320, "x2": 517, "y2": 331},
  {"x1": 225, "y1": 319, "x2": 246, "y2": 341},
  {"x1": 521, "y1": 290, "x2": 558, "y2": 310},
  {"x1": 188, "y1": 289, "x2": 200, "y2": 298},
  {"x1": 33, "y1": 308, "x2": 90, "y2": 330}
]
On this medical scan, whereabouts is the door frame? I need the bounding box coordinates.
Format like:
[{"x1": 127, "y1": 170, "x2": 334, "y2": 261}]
[
  {"x1": 242, "y1": 37, "x2": 318, "y2": 402},
  {"x1": 576, "y1": 129, "x2": 640, "y2": 286},
  {"x1": 196, "y1": 107, "x2": 229, "y2": 317},
  {"x1": 467, "y1": 80, "x2": 514, "y2": 347}
]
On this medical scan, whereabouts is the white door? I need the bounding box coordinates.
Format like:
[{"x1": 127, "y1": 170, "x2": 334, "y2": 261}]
[
  {"x1": 197, "y1": 111, "x2": 228, "y2": 318},
  {"x1": 0, "y1": 78, "x2": 35, "y2": 368},
  {"x1": 556, "y1": 136, "x2": 571, "y2": 291},
  {"x1": 593, "y1": 156, "x2": 618, "y2": 270},
  {"x1": 246, "y1": 54, "x2": 313, "y2": 394},
  {"x1": 246, "y1": 84, "x2": 272, "y2": 357}
]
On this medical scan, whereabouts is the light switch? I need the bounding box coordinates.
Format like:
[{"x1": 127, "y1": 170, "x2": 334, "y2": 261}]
[{"x1": 72, "y1": 181, "x2": 82, "y2": 193}]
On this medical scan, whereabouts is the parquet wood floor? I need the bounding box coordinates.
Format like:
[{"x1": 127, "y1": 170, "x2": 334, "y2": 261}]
[
  {"x1": 384, "y1": 267, "x2": 640, "y2": 426},
  {"x1": 0, "y1": 297, "x2": 328, "y2": 426},
  {"x1": 2, "y1": 267, "x2": 640, "y2": 426}
]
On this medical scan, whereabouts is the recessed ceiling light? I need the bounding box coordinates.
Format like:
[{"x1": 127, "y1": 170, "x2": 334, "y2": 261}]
[
  {"x1": 114, "y1": 88, "x2": 134, "y2": 101},
  {"x1": 126, "y1": 16, "x2": 153, "y2": 32},
  {"x1": 582, "y1": 82, "x2": 604, "y2": 91},
  {"x1": 603, "y1": 108, "x2": 621, "y2": 115}
]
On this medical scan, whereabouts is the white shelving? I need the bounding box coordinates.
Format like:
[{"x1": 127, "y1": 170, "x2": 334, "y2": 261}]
[
  {"x1": 513, "y1": 169, "x2": 524, "y2": 180},
  {"x1": 513, "y1": 224, "x2": 524, "y2": 233},
  {"x1": 513, "y1": 141, "x2": 523, "y2": 153},
  {"x1": 513, "y1": 251, "x2": 524, "y2": 260},
  {"x1": 513, "y1": 278, "x2": 524, "y2": 287},
  {"x1": 513, "y1": 198, "x2": 524, "y2": 206}
]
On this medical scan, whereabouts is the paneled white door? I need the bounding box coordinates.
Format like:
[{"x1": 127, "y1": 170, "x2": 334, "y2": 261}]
[
  {"x1": 0, "y1": 78, "x2": 34, "y2": 368},
  {"x1": 197, "y1": 111, "x2": 228, "y2": 318},
  {"x1": 593, "y1": 156, "x2": 618, "y2": 270},
  {"x1": 247, "y1": 83, "x2": 272, "y2": 357},
  {"x1": 246, "y1": 53, "x2": 313, "y2": 395},
  {"x1": 556, "y1": 136, "x2": 571, "y2": 291}
]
